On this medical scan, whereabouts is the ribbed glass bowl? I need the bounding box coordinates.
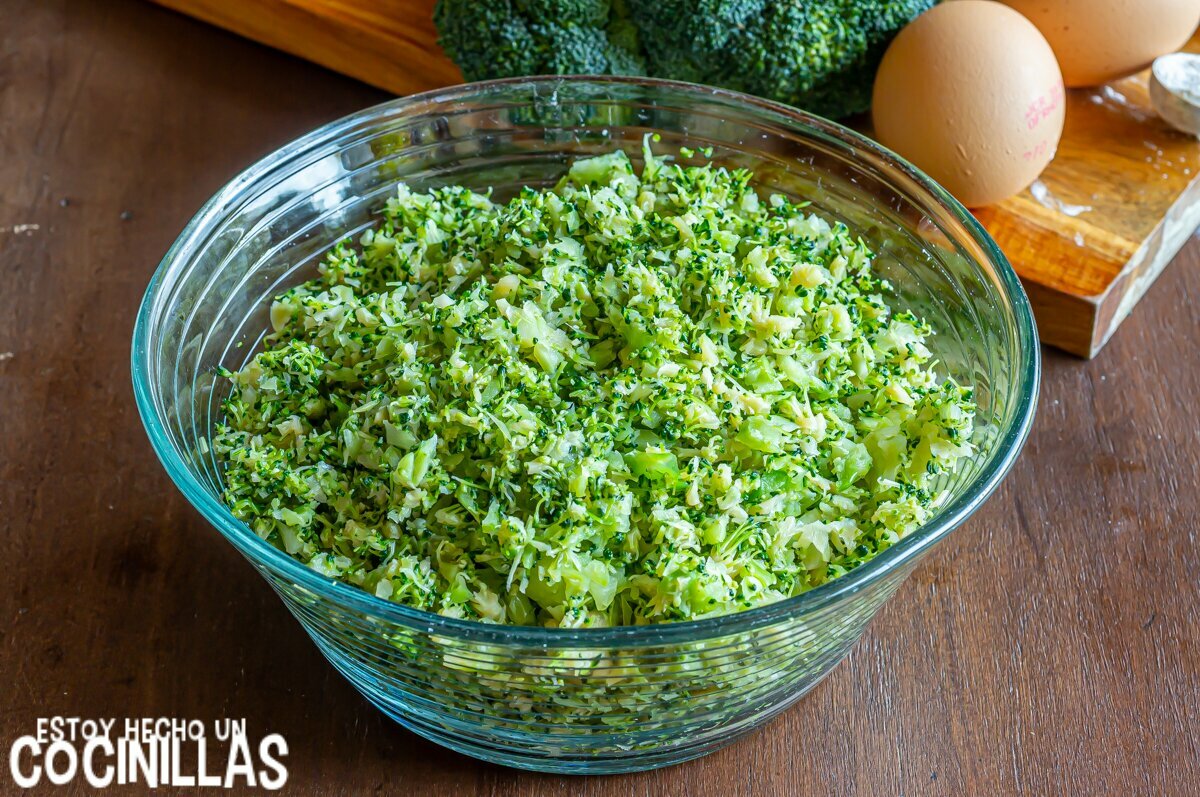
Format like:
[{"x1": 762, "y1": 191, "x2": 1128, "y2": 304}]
[{"x1": 132, "y1": 76, "x2": 1039, "y2": 774}]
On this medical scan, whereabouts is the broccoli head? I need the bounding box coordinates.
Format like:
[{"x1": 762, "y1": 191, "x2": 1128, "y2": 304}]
[
  {"x1": 624, "y1": 0, "x2": 766, "y2": 86},
  {"x1": 433, "y1": 0, "x2": 934, "y2": 118},
  {"x1": 728, "y1": 0, "x2": 937, "y2": 118},
  {"x1": 433, "y1": 0, "x2": 646, "y2": 81}
]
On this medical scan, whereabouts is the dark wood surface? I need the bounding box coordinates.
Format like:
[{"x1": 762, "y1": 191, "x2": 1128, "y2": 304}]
[{"x1": 2, "y1": 2, "x2": 1197, "y2": 794}]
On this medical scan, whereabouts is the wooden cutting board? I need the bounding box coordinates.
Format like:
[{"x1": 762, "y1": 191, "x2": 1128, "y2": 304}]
[{"x1": 151, "y1": 0, "x2": 1200, "y2": 357}]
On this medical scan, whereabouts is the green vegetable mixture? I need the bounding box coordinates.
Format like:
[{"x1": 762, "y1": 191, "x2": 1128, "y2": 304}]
[{"x1": 214, "y1": 142, "x2": 976, "y2": 628}]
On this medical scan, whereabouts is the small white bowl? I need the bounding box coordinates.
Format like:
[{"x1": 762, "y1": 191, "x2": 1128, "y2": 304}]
[{"x1": 1151, "y1": 53, "x2": 1200, "y2": 137}]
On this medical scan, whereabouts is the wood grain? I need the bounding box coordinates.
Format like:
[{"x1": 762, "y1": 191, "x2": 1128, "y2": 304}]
[
  {"x1": 147, "y1": 0, "x2": 1200, "y2": 358},
  {"x1": 3, "y1": 2, "x2": 1199, "y2": 795},
  {"x1": 148, "y1": 0, "x2": 461, "y2": 99},
  {"x1": 975, "y1": 34, "x2": 1200, "y2": 357}
]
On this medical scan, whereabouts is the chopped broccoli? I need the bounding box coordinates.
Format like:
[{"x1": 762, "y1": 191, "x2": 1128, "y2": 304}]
[
  {"x1": 433, "y1": 0, "x2": 935, "y2": 118},
  {"x1": 213, "y1": 143, "x2": 977, "y2": 627}
]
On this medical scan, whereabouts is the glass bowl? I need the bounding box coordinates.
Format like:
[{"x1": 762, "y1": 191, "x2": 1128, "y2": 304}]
[{"x1": 131, "y1": 76, "x2": 1039, "y2": 774}]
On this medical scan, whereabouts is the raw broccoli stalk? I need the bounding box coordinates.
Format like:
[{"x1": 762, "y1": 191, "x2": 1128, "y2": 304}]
[{"x1": 433, "y1": 0, "x2": 934, "y2": 119}]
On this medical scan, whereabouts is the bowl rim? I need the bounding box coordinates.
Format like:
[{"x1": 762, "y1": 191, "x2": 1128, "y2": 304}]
[{"x1": 131, "y1": 75, "x2": 1040, "y2": 647}]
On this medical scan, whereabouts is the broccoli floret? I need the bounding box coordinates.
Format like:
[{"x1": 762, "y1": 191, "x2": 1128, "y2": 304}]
[
  {"x1": 626, "y1": 0, "x2": 765, "y2": 85},
  {"x1": 724, "y1": 0, "x2": 935, "y2": 119},
  {"x1": 604, "y1": 15, "x2": 645, "y2": 76},
  {"x1": 433, "y1": 3, "x2": 538, "y2": 78},
  {"x1": 519, "y1": 0, "x2": 610, "y2": 25},
  {"x1": 434, "y1": 0, "x2": 933, "y2": 118},
  {"x1": 434, "y1": 0, "x2": 645, "y2": 81}
]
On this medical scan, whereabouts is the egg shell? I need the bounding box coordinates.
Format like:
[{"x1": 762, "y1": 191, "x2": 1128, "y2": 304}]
[
  {"x1": 1001, "y1": 0, "x2": 1200, "y2": 88},
  {"x1": 872, "y1": 0, "x2": 1066, "y2": 208}
]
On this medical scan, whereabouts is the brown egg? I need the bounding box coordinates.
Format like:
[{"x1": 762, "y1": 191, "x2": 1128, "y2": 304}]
[
  {"x1": 1001, "y1": 0, "x2": 1200, "y2": 87},
  {"x1": 872, "y1": 1, "x2": 1066, "y2": 208}
]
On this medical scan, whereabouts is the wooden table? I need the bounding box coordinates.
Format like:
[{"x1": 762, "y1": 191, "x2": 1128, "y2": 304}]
[{"x1": 3, "y1": 2, "x2": 1197, "y2": 794}]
